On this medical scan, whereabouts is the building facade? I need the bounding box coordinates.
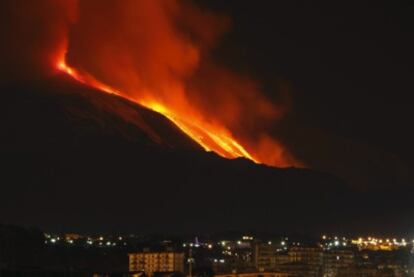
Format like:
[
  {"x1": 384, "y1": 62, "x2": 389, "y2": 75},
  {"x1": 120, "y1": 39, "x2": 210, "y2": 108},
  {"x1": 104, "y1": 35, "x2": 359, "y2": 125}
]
[
  {"x1": 215, "y1": 272, "x2": 288, "y2": 277},
  {"x1": 253, "y1": 243, "x2": 279, "y2": 271},
  {"x1": 323, "y1": 249, "x2": 355, "y2": 277},
  {"x1": 128, "y1": 251, "x2": 185, "y2": 276}
]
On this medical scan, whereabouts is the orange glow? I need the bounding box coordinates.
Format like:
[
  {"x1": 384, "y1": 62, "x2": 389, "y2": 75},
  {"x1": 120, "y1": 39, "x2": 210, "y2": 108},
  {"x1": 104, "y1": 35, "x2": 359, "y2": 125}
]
[
  {"x1": 48, "y1": 0, "x2": 301, "y2": 168},
  {"x1": 57, "y1": 57, "x2": 258, "y2": 162}
]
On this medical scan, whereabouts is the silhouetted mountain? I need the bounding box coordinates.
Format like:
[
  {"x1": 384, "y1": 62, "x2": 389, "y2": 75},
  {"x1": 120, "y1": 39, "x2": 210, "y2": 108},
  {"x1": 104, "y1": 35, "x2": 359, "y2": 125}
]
[{"x1": 0, "y1": 76, "x2": 412, "y2": 235}]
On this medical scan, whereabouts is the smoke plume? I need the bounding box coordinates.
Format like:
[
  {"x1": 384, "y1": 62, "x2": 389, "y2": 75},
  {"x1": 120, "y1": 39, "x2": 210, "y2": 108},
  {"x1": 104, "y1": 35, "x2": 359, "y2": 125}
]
[
  {"x1": 2, "y1": 0, "x2": 299, "y2": 167},
  {"x1": 0, "y1": 0, "x2": 77, "y2": 80}
]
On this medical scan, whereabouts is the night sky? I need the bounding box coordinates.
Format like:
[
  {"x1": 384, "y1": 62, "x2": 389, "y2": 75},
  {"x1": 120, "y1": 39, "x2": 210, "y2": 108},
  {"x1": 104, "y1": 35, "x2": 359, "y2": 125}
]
[
  {"x1": 1, "y1": 0, "x2": 413, "y2": 234},
  {"x1": 201, "y1": 0, "x2": 414, "y2": 188}
]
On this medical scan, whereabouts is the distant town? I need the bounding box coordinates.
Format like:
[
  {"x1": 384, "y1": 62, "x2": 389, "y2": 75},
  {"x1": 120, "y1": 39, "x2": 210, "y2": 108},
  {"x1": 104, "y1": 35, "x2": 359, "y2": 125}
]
[{"x1": 1, "y1": 225, "x2": 414, "y2": 276}]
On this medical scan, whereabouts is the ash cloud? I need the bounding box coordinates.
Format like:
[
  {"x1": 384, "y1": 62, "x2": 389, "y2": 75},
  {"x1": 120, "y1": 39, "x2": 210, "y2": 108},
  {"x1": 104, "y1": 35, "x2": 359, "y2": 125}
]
[
  {"x1": 0, "y1": 0, "x2": 77, "y2": 81},
  {"x1": 66, "y1": 0, "x2": 298, "y2": 166},
  {"x1": 1, "y1": 0, "x2": 298, "y2": 167}
]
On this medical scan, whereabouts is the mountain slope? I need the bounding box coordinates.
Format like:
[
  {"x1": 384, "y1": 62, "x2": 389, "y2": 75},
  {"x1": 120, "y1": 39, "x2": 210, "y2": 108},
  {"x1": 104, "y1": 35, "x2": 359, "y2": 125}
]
[
  {"x1": 0, "y1": 76, "x2": 412, "y2": 234},
  {"x1": 1, "y1": 75, "x2": 202, "y2": 153}
]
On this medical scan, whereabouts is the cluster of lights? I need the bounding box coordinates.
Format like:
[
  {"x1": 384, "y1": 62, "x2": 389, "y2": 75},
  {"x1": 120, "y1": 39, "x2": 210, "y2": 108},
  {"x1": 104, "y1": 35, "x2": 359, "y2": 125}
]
[
  {"x1": 351, "y1": 237, "x2": 413, "y2": 250},
  {"x1": 188, "y1": 238, "x2": 253, "y2": 250},
  {"x1": 320, "y1": 235, "x2": 414, "y2": 251},
  {"x1": 183, "y1": 236, "x2": 257, "y2": 261},
  {"x1": 44, "y1": 233, "x2": 127, "y2": 247},
  {"x1": 182, "y1": 242, "x2": 213, "y2": 249},
  {"x1": 321, "y1": 235, "x2": 348, "y2": 249},
  {"x1": 45, "y1": 233, "x2": 61, "y2": 244}
]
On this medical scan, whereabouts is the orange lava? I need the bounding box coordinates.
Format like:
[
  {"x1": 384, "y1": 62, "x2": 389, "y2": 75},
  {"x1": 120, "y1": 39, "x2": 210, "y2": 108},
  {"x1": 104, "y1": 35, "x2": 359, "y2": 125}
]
[{"x1": 57, "y1": 57, "x2": 258, "y2": 163}]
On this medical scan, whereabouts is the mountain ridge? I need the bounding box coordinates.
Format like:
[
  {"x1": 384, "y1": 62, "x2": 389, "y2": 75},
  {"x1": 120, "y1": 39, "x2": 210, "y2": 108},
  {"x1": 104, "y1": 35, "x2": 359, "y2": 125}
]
[{"x1": 0, "y1": 75, "x2": 411, "y2": 234}]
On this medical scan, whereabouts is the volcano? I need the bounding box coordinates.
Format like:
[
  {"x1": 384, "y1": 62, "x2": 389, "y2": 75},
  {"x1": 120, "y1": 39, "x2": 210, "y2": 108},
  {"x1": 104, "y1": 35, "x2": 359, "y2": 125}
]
[
  {"x1": 0, "y1": 76, "x2": 412, "y2": 234},
  {"x1": 1, "y1": 74, "x2": 203, "y2": 154}
]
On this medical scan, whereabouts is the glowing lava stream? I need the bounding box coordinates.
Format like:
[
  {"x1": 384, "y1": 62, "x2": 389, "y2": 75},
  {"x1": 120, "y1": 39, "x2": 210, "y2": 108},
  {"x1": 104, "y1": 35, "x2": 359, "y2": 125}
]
[{"x1": 57, "y1": 59, "x2": 259, "y2": 163}]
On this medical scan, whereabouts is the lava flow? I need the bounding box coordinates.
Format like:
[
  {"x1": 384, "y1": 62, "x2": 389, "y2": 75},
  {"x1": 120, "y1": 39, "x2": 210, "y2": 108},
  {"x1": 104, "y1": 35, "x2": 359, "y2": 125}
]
[
  {"x1": 57, "y1": 57, "x2": 257, "y2": 162},
  {"x1": 4, "y1": 0, "x2": 298, "y2": 168}
]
